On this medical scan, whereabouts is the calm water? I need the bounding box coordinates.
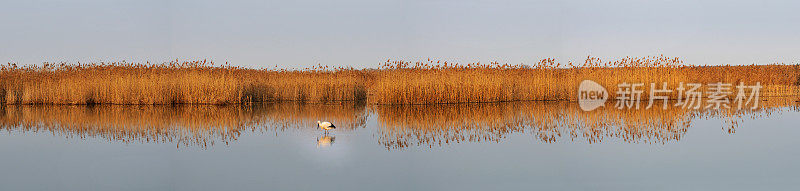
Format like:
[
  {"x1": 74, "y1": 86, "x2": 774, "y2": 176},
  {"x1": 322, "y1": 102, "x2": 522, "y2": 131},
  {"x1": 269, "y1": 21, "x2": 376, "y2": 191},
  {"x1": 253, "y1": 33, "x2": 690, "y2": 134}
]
[{"x1": 1, "y1": 99, "x2": 799, "y2": 191}]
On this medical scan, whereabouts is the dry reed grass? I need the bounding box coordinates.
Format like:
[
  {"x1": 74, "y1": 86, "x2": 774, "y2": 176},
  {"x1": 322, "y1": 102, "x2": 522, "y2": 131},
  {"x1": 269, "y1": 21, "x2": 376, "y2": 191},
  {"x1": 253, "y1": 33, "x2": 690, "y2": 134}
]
[
  {"x1": 0, "y1": 61, "x2": 367, "y2": 105},
  {"x1": 0, "y1": 56, "x2": 798, "y2": 105},
  {"x1": 373, "y1": 56, "x2": 800, "y2": 104}
]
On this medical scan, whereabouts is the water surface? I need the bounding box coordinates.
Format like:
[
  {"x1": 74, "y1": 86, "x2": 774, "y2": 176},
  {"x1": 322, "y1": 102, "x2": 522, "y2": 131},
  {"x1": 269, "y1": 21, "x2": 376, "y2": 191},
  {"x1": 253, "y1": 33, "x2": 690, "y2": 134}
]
[{"x1": 1, "y1": 98, "x2": 798, "y2": 190}]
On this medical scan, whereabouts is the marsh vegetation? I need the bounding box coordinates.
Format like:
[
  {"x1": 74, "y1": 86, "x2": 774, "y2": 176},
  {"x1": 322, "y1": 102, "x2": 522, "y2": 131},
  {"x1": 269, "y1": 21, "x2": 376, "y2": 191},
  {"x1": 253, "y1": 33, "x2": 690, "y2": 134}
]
[{"x1": 1, "y1": 56, "x2": 797, "y2": 105}]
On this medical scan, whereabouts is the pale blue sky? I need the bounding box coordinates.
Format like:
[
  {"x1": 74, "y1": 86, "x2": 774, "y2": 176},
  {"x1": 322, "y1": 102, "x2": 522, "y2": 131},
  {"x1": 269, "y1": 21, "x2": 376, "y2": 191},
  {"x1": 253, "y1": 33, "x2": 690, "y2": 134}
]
[{"x1": 1, "y1": 0, "x2": 798, "y2": 69}]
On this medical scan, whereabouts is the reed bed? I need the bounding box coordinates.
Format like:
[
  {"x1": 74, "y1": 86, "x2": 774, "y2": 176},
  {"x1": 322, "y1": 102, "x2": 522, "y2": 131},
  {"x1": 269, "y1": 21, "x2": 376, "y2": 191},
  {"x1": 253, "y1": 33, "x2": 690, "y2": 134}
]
[
  {"x1": 373, "y1": 56, "x2": 800, "y2": 104},
  {"x1": 0, "y1": 56, "x2": 798, "y2": 105},
  {"x1": 0, "y1": 61, "x2": 367, "y2": 105}
]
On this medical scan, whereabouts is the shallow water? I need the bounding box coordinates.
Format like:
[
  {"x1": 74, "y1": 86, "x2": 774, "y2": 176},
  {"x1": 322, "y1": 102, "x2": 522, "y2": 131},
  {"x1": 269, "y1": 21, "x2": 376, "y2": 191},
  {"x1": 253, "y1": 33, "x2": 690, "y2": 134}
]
[{"x1": 1, "y1": 98, "x2": 799, "y2": 190}]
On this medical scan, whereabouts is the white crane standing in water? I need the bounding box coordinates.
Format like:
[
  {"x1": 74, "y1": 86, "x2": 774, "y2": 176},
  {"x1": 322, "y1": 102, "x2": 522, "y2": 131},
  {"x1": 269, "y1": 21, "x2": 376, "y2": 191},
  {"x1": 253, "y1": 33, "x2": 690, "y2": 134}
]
[{"x1": 317, "y1": 121, "x2": 336, "y2": 134}]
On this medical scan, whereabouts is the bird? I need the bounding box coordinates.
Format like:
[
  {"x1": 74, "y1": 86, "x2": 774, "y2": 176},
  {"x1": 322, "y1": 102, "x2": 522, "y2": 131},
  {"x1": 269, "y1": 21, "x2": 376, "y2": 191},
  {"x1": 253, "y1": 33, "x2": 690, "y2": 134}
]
[{"x1": 317, "y1": 121, "x2": 336, "y2": 134}]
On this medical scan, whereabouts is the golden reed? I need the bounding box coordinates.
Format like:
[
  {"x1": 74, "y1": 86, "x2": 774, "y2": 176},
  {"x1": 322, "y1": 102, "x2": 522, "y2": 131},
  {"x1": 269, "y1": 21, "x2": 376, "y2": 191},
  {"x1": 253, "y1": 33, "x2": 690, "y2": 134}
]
[
  {"x1": 0, "y1": 60, "x2": 367, "y2": 105},
  {"x1": 373, "y1": 56, "x2": 799, "y2": 104},
  {"x1": 0, "y1": 56, "x2": 798, "y2": 105}
]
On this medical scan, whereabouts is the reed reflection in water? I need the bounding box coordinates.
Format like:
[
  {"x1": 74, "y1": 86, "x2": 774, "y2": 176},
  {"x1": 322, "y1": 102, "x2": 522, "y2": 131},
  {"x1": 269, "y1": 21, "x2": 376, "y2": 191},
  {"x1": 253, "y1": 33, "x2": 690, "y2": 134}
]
[
  {"x1": 0, "y1": 103, "x2": 368, "y2": 148},
  {"x1": 375, "y1": 97, "x2": 799, "y2": 149},
  {"x1": 0, "y1": 97, "x2": 797, "y2": 149}
]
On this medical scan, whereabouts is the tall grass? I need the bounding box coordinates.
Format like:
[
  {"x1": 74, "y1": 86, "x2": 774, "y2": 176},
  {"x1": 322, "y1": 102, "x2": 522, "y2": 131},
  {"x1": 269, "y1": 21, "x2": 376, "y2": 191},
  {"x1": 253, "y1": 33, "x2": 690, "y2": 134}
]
[
  {"x1": 373, "y1": 56, "x2": 799, "y2": 104},
  {"x1": 0, "y1": 56, "x2": 797, "y2": 105},
  {"x1": 0, "y1": 61, "x2": 367, "y2": 104}
]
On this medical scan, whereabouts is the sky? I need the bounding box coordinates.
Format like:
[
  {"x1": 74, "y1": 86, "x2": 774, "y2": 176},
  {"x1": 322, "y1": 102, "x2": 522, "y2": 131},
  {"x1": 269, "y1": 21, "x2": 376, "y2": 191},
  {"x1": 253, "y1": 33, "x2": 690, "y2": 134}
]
[{"x1": 1, "y1": 0, "x2": 798, "y2": 69}]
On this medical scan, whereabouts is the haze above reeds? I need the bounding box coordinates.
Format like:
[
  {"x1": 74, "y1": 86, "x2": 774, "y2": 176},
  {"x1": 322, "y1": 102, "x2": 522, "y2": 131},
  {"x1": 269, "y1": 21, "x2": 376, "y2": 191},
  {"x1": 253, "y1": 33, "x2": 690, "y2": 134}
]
[{"x1": 1, "y1": 56, "x2": 798, "y2": 105}]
